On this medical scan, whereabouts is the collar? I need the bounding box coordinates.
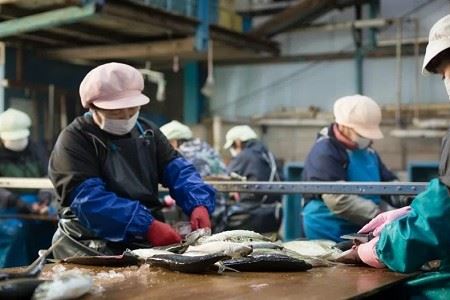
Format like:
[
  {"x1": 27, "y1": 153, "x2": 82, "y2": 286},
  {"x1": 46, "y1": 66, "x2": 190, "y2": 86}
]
[{"x1": 333, "y1": 123, "x2": 358, "y2": 150}]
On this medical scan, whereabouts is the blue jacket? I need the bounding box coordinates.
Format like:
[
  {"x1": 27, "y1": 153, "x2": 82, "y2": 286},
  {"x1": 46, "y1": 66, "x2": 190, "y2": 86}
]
[
  {"x1": 302, "y1": 124, "x2": 397, "y2": 203},
  {"x1": 49, "y1": 115, "x2": 215, "y2": 242}
]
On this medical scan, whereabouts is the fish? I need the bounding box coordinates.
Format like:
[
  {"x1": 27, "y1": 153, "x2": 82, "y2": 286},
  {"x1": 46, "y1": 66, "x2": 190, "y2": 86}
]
[
  {"x1": 196, "y1": 230, "x2": 272, "y2": 244},
  {"x1": 146, "y1": 253, "x2": 231, "y2": 273},
  {"x1": 184, "y1": 241, "x2": 253, "y2": 258},
  {"x1": 0, "y1": 278, "x2": 47, "y2": 299},
  {"x1": 185, "y1": 228, "x2": 212, "y2": 245},
  {"x1": 282, "y1": 240, "x2": 342, "y2": 260},
  {"x1": 131, "y1": 248, "x2": 175, "y2": 259},
  {"x1": 249, "y1": 247, "x2": 335, "y2": 268},
  {"x1": 59, "y1": 251, "x2": 141, "y2": 267},
  {"x1": 0, "y1": 249, "x2": 48, "y2": 281},
  {"x1": 32, "y1": 271, "x2": 93, "y2": 300},
  {"x1": 223, "y1": 253, "x2": 312, "y2": 272},
  {"x1": 242, "y1": 241, "x2": 283, "y2": 250}
]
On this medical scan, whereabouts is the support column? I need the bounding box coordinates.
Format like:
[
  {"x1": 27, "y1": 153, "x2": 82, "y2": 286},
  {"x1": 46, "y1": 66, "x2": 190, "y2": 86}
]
[
  {"x1": 183, "y1": 62, "x2": 201, "y2": 124},
  {"x1": 354, "y1": 2, "x2": 364, "y2": 94},
  {"x1": 0, "y1": 43, "x2": 5, "y2": 112}
]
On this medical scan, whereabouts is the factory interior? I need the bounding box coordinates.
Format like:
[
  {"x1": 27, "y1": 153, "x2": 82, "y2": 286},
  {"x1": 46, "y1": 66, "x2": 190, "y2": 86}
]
[{"x1": 0, "y1": 0, "x2": 449, "y2": 299}]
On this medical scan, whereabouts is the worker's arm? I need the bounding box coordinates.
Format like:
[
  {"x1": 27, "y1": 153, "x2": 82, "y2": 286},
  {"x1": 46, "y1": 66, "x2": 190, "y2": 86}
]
[
  {"x1": 0, "y1": 188, "x2": 33, "y2": 213},
  {"x1": 375, "y1": 178, "x2": 450, "y2": 272},
  {"x1": 152, "y1": 125, "x2": 215, "y2": 216},
  {"x1": 322, "y1": 192, "x2": 381, "y2": 226},
  {"x1": 69, "y1": 177, "x2": 152, "y2": 242}
]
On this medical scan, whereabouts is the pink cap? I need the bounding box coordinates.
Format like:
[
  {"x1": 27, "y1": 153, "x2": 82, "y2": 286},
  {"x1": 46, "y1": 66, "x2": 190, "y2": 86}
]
[{"x1": 79, "y1": 62, "x2": 150, "y2": 109}]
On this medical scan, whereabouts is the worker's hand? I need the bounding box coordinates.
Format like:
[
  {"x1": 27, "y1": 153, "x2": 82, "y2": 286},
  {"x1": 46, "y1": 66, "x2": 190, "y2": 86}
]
[
  {"x1": 31, "y1": 202, "x2": 49, "y2": 215},
  {"x1": 358, "y1": 206, "x2": 411, "y2": 236},
  {"x1": 357, "y1": 237, "x2": 385, "y2": 268},
  {"x1": 335, "y1": 247, "x2": 363, "y2": 265},
  {"x1": 229, "y1": 192, "x2": 240, "y2": 202},
  {"x1": 147, "y1": 220, "x2": 182, "y2": 246},
  {"x1": 190, "y1": 206, "x2": 211, "y2": 230},
  {"x1": 335, "y1": 238, "x2": 385, "y2": 269}
]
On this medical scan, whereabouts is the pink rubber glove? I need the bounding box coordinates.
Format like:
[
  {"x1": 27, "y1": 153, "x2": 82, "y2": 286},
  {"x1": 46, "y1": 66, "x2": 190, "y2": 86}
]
[
  {"x1": 358, "y1": 206, "x2": 411, "y2": 236},
  {"x1": 357, "y1": 237, "x2": 385, "y2": 268}
]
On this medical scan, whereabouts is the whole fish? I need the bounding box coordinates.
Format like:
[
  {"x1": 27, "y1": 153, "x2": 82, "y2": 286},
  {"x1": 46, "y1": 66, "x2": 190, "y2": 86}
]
[
  {"x1": 223, "y1": 253, "x2": 312, "y2": 272},
  {"x1": 32, "y1": 271, "x2": 92, "y2": 300},
  {"x1": 60, "y1": 251, "x2": 141, "y2": 267},
  {"x1": 0, "y1": 278, "x2": 47, "y2": 299},
  {"x1": 196, "y1": 230, "x2": 271, "y2": 244},
  {"x1": 147, "y1": 253, "x2": 230, "y2": 274},
  {"x1": 251, "y1": 248, "x2": 335, "y2": 268},
  {"x1": 243, "y1": 241, "x2": 283, "y2": 250},
  {"x1": 283, "y1": 240, "x2": 342, "y2": 260},
  {"x1": 184, "y1": 241, "x2": 253, "y2": 258},
  {"x1": 131, "y1": 248, "x2": 175, "y2": 259}
]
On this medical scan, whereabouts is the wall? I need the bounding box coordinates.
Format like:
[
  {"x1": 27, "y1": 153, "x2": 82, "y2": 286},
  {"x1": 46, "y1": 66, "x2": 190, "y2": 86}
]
[
  {"x1": 205, "y1": 0, "x2": 449, "y2": 172},
  {"x1": 210, "y1": 0, "x2": 450, "y2": 119}
]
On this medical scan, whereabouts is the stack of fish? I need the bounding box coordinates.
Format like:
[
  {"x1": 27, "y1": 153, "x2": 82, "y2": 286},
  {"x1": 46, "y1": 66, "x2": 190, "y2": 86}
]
[
  {"x1": 54, "y1": 229, "x2": 342, "y2": 274},
  {"x1": 131, "y1": 229, "x2": 337, "y2": 273}
]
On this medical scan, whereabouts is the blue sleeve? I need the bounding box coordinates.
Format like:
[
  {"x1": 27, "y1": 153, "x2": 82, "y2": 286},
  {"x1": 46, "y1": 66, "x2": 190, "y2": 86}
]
[
  {"x1": 303, "y1": 139, "x2": 347, "y2": 181},
  {"x1": 70, "y1": 177, "x2": 153, "y2": 242},
  {"x1": 376, "y1": 178, "x2": 450, "y2": 272},
  {"x1": 163, "y1": 157, "x2": 215, "y2": 215}
]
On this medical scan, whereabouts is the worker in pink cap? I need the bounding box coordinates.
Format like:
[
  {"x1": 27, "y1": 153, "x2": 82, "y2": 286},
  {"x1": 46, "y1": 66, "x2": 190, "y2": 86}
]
[
  {"x1": 302, "y1": 95, "x2": 407, "y2": 242},
  {"x1": 339, "y1": 14, "x2": 450, "y2": 298},
  {"x1": 48, "y1": 62, "x2": 215, "y2": 258}
]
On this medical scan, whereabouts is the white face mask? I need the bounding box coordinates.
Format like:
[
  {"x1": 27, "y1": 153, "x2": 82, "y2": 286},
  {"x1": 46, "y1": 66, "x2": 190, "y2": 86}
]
[
  {"x1": 354, "y1": 136, "x2": 372, "y2": 149},
  {"x1": 229, "y1": 148, "x2": 239, "y2": 157},
  {"x1": 445, "y1": 77, "x2": 450, "y2": 100},
  {"x1": 3, "y1": 138, "x2": 29, "y2": 151},
  {"x1": 99, "y1": 111, "x2": 139, "y2": 135}
]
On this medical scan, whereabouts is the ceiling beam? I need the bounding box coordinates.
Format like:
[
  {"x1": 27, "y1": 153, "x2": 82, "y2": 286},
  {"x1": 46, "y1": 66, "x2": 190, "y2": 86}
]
[
  {"x1": 210, "y1": 25, "x2": 279, "y2": 56},
  {"x1": 102, "y1": 0, "x2": 198, "y2": 35},
  {"x1": 0, "y1": 2, "x2": 98, "y2": 38},
  {"x1": 43, "y1": 37, "x2": 197, "y2": 60},
  {"x1": 216, "y1": 44, "x2": 428, "y2": 66},
  {"x1": 250, "y1": 0, "x2": 371, "y2": 37}
]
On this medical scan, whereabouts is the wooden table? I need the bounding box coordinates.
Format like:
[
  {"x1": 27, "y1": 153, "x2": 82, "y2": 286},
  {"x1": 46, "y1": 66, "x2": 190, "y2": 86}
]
[{"x1": 34, "y1": 264, "x2": 416, "y2": 300}]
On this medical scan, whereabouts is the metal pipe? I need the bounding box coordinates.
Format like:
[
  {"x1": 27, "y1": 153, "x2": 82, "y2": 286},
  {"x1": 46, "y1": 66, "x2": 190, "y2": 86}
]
[
  {"x1": 395, "y1": 18, "x2": 403, "y2": 128},
  {"x1": 354, "y1": 2, "x2": 363, "y2": 94},
  {"x1": 0, "y1": 177, "x2": 428, "y2": 195},
  {"x1": 290, "y1": 18, "x2": 392, "y2": 32},
  {"x1": 413, "y1": 18, "x2": 420, "y2": 119},
  {"x1": 368, "y1": 0, "x2": 380, "y2": 48},
  {"x1": 212, "y1": 115, "x2": 222, "y2": 153},
  {"x1": 48, "y1": 84, "x2": 55, "y2": 142}
]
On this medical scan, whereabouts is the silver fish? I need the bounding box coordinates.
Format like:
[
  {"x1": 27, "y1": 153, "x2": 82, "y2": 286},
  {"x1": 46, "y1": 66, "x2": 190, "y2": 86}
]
[
  {"x1": 32, "y1": 271, "x2": 92, "y2": 300},
  {"x1": 185, "y1": 241, "x2": 253, "y2": 258},
  {"x1": 131, "y1": 248, "x2": 174, "y2": 259},
  {"x1": 196, "y1": 230, "x2": 271, "y2": 244},
  {"x1": 283, "y1": 240, "x2": 342, "y2": 260}
]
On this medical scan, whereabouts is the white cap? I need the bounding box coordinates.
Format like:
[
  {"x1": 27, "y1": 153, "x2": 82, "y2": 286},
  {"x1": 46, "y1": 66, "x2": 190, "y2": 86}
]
[
  {"x1": 0, "y1": 108, "x2": 31, "y2": 140},
  {"x1": 160, "y1": 120, "x2": 193, "y2": 140},
  {"x1": 423, "y1": 14, "x2": 450, "y2": 74},
  {"x1": 224, "y1": 125, "x2": 258, "y2": 149},
  {"x1": 334, "y1": 95, "x2": 383, "y2": 140}
]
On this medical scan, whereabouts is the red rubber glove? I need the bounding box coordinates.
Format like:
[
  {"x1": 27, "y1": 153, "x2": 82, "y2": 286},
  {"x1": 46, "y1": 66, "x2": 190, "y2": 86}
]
[
  {"x1": 147, "y1": 220, "x2": 181, "y2": 246},
  {"x1": 190, "y1": 206, "x2": 211, "y2": 230}
]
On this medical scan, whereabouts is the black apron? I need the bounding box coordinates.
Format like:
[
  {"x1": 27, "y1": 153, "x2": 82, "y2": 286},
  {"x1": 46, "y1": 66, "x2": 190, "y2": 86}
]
[
  {"x1": 222, "y1": 150, "x2": 282, "y2": 234},
  {"x1": 52, "y1": 121, "x2": 164, "y2": 259}
]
